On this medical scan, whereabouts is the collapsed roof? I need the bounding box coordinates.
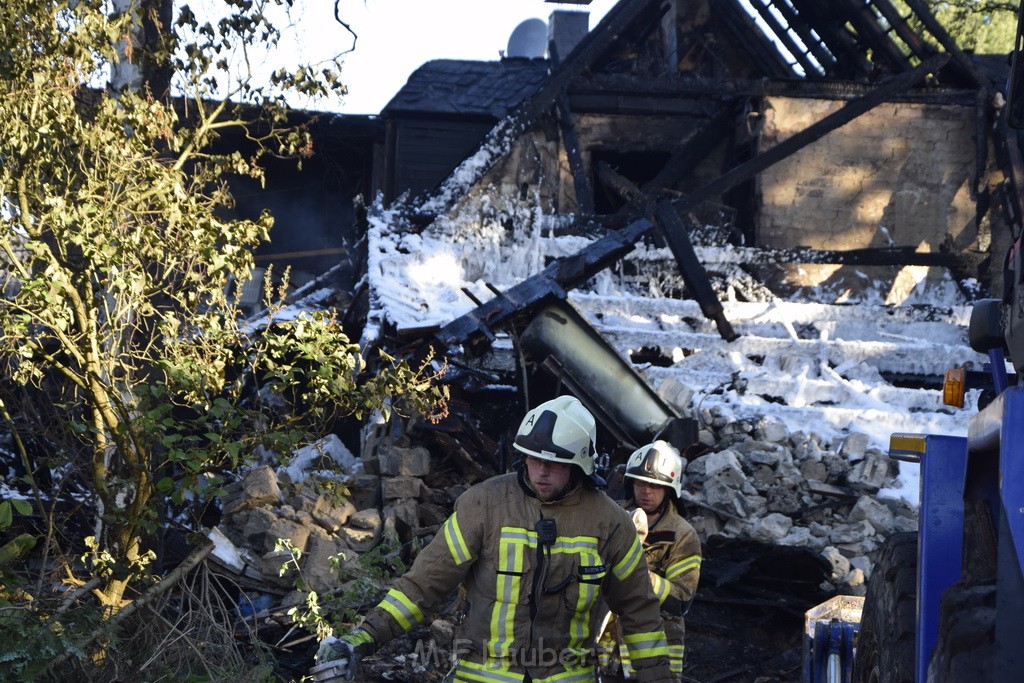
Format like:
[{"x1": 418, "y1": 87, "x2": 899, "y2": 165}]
[{"x1": 344, "y1": 0, "x2": 1020, "y2": 457}]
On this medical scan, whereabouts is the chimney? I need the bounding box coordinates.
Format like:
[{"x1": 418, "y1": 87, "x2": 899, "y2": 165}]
[{"x1": 548, "y1": 10, "x2": 589, "y2": 64}]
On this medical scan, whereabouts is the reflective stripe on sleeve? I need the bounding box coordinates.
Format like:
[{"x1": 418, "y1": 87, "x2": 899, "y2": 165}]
[
  {"x1": 534, "y1": 666, "x2": 596, "y2": 683},
  {"x1": 669, "y1": 642, "x2": 685, "y2": 675},
  {"x1": 455, "y1": 659, "x2": 525, "y2": 683},
  {"x1": 444, "y1": 512, "x2": 473, "y2": 565},
  {"x1": 612, "y1": 534, "x2": 643, "y2": 581},
  {"x1": 623, "y1": 629, "x2": 670, "y2": 660},
  {"x1": 665, "y1": 555, "x2": 701, "y2": 580},
  {"x1": 379, "y1": 588, "x2": 424, "y2": 632},
  {"x1": 650, "y1": 572, "x2": 671, "y2": 603}
]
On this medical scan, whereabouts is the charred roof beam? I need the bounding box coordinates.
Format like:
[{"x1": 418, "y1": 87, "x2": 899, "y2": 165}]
[
  {"x1": 434, "y1": 54, "x2": 949, "y2": 353},
  {"x1": 834, "y1": 0, "x2": 913, "y2": 74},
  {"x1": 746, "y1": 0, "x2": 827, "y2": 77},
  {"x1": 751, "y1": 0, "x2": 838, "y2": 75}
]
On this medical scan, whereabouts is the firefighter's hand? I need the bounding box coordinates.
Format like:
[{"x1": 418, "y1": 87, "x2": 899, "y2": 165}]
[
  {"x1": 312, "y1": 629, "x2": 374, "y2": 681},
  {"x1": 631, "y1": 508, "x2": 649, "y2": 543}
]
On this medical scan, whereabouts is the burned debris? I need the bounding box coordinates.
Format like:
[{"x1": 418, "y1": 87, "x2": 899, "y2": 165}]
[{"x1": 3, "y1": 0, "x2": 1020, "y2": 681}]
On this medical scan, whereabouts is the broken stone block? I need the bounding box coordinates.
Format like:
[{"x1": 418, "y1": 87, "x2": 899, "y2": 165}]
[
  {"x1": 343, "y1": 508, "x2": 383, "y2": 552},
  {"x1": 751, "y1": 465, "x2": 775, "y2": 487},
  {"x1": 704, "y1": 477, "x2": 766, "y2": 519},
  {"x1": 290, "y1": 484, "x2": 320, "y2": 513},
  {"x1": 820, "y1": 546, "x2": 851, "y2": 583},
  {"x1": 794, "y1": 436, "x2": 824, "y2": 463},
  {"x1": 303, "y1": 526, "x2": 354, "y2": 593},
  {"x1": 417, "y1": 502, "x2": 449, "y2": 527},
  {"x1": 743, "y1": 448, "x2": 782, "y2": 468},
  {"x1": 846, "y1": 453, "x2": 894, "y2": 492},
  {"x1": 349, "y1": 507, "x2": 382, "y2": 531},
  {"x1": 749, "y1": 512, "x2": 794, "y2": 542},
  {"x1": 800, "y1": 460, "x2": 828, "y2": 482},
  {"x1": 839, "y1": 433, "x2": 871, "y2": 462},
  {"x1": 264, "y1": 514, "x2": 312, "y2": 555},
  {"x1": 383, "y1": 498, "x2": 419, "y2": 542},
  {"x1": 848, "y1": 555, "x2": 873, "y2": 581},
  {"x1": 704, "y1": 450, "x2": 744, "y2": 477},
  {"x1": 341, "y1": 524, "x2": 382, "y2": 553},
  {"x1": 754, "y1": 417, "x2": 789, "y2": 444},
  {"x1": 225, "y1": 465, "x2": 281, "y2": 514},
  {"x1": 378, "y1": 445, "x2": 432, "y2": 477},
  {"x1": 894, "y1": 515, "x2": 919, "y2": 533},
  {"x1": 778, "y1": 526, "x2": 815, "y2": 548},
  {"x1": 239, "y1": 506, "x2": 279, "y2": 553},
  {"x1": 766, "y1": 487, "x2": 802, "y2": 515},
  {"x1": 829, "y1": 520, "x2": 875, "y2": 545},
  {"x1": 311, "y1": 496, "x2": 357, "y2": 532},
  {"x1": 348, "y1": 474, "x2": 381, "y2": 511},
  {"x1": 382, "y1": 476, "x2": 426, "y2": 501},
  {"x1": 848, "y1": 495, "x2": 895, "y2": 534},
  {"x1": 656, "y1": 375, "x2": 695, "y2": 410},
  {"x1": 259, "y1": 549, "x2": 297, "y2": 589}
]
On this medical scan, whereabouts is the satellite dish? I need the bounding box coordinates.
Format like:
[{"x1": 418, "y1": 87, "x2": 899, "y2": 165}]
[{"x1": 506, "y1": 18, "x2": 547, "y2": 59}]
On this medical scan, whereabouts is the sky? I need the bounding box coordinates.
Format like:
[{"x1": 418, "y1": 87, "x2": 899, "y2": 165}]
[{"x1": 262, "y1": 0, "x2": 618, "y2": 115}]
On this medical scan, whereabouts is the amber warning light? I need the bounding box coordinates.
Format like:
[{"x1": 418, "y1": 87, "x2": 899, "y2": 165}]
[{"x1": 943, "y1": 368, "x2": 966, "y2": 408}]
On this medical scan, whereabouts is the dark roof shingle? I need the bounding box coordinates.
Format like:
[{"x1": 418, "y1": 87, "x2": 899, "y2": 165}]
[{"x1": 383, "y1": 58, "x2": 551, "y2": 117}]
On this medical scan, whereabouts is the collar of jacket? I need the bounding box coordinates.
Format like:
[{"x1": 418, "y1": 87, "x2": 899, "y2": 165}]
[{"x1": 516, "y1": 465, "x2": 583, "y2": 506}]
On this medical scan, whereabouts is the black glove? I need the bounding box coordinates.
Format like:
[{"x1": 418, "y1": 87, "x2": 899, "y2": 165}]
[{"x1": 313, "y1": 629, "x2": 375, "y2": 681}]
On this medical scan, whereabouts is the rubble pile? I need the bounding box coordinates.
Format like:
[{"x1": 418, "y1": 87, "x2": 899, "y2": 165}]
[
  {"x1": 203, "y1": 396, "x2": 916, "y2": 682},
  {"x1": 679, "y1": 407, "x2": 917, "y2": 595}
]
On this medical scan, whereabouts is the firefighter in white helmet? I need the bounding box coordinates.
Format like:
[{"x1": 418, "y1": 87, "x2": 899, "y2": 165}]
[
  {"x1": 315, "y1": 396, "x2": 674, "y2": 683},
  {"x1": 598, "y1": 440, "x2": 702, "y2": 680}
]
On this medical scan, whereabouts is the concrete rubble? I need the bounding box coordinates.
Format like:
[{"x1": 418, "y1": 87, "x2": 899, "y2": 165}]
[{"x1": 206, "y1": 402, "x2": 915, "y2": 647}]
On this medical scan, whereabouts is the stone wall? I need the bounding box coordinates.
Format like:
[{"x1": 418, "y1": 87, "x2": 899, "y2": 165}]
[{"x1": 758, "y1": 97, "x2": 979, "y2": 252}]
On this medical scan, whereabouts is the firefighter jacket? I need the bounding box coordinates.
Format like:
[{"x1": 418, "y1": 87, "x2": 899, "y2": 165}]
[
  {"x1": 630, "y1": 499, "x2": 701, "y2": 674},
  {"x1": 358, "y1": 470, "x2": 674, "y2": 683},
  {"x1": 598, "y1": 500, "x2": 702, "y2": 677}
]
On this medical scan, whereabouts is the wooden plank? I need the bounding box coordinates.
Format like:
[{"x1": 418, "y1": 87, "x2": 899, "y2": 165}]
[
  {"x1": 654, "y1": 201, "x2": 738, "y2": 342},
  {"x1": 555, "y1": 95, "x2": 595, "y2": 215},
  {"x1": 902, "y1": 0, "x2": 996, "y2": 94}
]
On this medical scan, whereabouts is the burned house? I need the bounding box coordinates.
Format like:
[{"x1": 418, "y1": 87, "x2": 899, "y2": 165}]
[
  {"x1": 354, "y1": 0, "x2": 1011, "y2": 449},
  {"x1": 208, "y1": 1, "x2": 1024, "y2": 679}
]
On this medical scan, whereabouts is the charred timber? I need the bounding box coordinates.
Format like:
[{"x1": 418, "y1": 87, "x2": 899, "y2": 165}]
[{"x1": 568, "y1": 74, "x2": 976, "y2": 106}]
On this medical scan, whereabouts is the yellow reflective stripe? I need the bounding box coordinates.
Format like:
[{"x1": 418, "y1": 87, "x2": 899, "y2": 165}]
[
  {"x1": 567, "y1": 548, "x2": 602, "y2": 651},
  {"x1": 669, "y1": 642, "x2": 685, "y2": 675},
  {"x1": 547, "y1": 536, "x2": 599, "y2": 554},
  {"x1": 444, "y1": 513, "x2": 472, "y2": 565},
  {"x1": 650, "y1": 572, "x2": 671, "y2": 602},
  {"x1": 612, "y1": 535, "x2": 643, "y2": 580},
  {"x1": 489, "y1": 531, "x2": 525, "y2": 658},
  {"x1": 380, "y1": 588, "x2": 424, "y2": 632},
  {"x1": 623, "y1": 629, "x2": 670, "y2": 660},
  {"x1": 665, "y1": 555, "x2": 701, "y2": 580},
  {"x1": 534, "y1": 666, "x2": 595, "y2": 683},
  {"x1": 455, "y1": 659, "x2": 525, "y2": 683}
]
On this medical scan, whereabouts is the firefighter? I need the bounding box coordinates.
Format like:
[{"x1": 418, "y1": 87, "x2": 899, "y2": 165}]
[
  {"x1": 598, "y1": 440, "x2": 702, "y2": 680},
  {"x1": 315, "y1": 395, "x2": 674, "y2": 683}
]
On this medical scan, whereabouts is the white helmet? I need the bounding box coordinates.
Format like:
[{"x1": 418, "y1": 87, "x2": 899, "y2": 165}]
[
  {"x1": 624, "y1": 440, "x2": 684, "y2": 497},
  {"x1": 513, "y1": 395, "x2": 597, "y2": 475}
]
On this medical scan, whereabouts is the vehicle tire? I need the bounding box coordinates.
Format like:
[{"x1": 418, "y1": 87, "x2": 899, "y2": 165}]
[
  {"x1": 925, "y1": 580, "x2": 995, "y2": 682},
  {"x1": 851, "y1": 532, "x2": 917, "y2": 683}
]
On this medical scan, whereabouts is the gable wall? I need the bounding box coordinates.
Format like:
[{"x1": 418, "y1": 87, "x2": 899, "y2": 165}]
[{"x1": 757, "y1": 97, "x2": 979, "y2": 254}]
